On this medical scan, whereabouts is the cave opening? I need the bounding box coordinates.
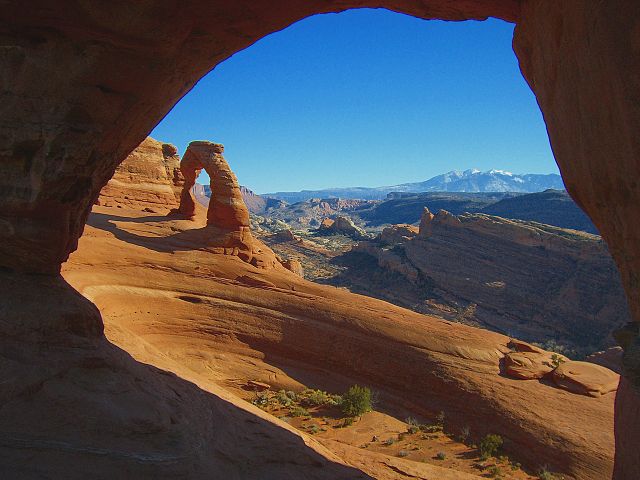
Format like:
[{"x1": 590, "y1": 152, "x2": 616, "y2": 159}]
[{"x1": 2, "y1": 2, "x2": 639, "y2": 479}]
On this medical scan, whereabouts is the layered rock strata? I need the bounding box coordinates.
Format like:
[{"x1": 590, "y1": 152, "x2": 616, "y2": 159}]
[
  {"x1": 353, "y1": 210, "x2": 631, "y2": 354},
  {"x1": 96, "y1": 137, "x2": 183, "y2": 212}
]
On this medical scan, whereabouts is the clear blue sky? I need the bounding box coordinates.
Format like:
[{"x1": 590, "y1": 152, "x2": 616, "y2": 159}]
[{"x1": 151, "y1": 9, "x2": 557, "y2": 194}]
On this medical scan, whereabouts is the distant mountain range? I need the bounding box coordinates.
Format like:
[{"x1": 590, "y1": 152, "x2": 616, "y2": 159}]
[{"x1": 262, "y1": 169, "x2": 565, "y2": 202}]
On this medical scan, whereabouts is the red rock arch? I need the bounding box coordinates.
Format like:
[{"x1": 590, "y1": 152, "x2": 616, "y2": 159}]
[{"x1": 0, "y1": 1, "x2": 638, "y2": 477}]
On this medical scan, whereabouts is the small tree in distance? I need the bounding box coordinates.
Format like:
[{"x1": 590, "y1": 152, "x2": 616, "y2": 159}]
[{"x1": 341, "y1": 385, "x2": 372, "y2": 417}]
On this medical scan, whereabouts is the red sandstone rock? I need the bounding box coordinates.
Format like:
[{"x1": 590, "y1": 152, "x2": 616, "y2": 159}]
[
  {"x1": 282, "y1": 258, "x2": 304, "y2": 277},
  {"x1": 178, "y1": 141, "x2": 249, "y2": 230},
  {"x1": 319, "y1": 218, "x2": 335, "y2": 229},
  {"x1": 504, "y1": 351, "x2": 557, "y2": 380},
  {"x1": 552, "y1": 361, "x2": 620, "y2": 398},
  {"x1": 418, "y1": 207, "x2": 435, "y2": 237},
  {"x1": 97, "y1": 137, "x2": 183, "y2": 211},
  {"x1": 379, "y1": 224, "x2": 419, "y2": 245}
]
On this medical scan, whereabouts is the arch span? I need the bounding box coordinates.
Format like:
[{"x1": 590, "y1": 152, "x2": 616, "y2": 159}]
[{"x1": 0, "y1": 1, "x2": 638, "y2": 478}]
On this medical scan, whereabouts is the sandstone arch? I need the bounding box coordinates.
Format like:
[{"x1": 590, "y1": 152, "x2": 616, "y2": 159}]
[
  {"x1": 177, "y1": 141, "x2": 250, "y2": 230},
  {"x1": 0, "y1": 1, "x2": 638, "y2": 477}
]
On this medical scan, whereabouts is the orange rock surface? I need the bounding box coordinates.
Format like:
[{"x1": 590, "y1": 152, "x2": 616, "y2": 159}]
[
  {"x1": 96, "y1": 137, "x2": 183, "y2": 212},
  {"x1": 50, "y1": 202, "x2": 617, "y2": 479}
]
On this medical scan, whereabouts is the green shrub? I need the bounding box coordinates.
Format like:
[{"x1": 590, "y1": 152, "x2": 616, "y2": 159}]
[
  {"x1": 341, "y1": 385, "x2": 372, "y2": 417},
  {"x1": 479, "y1": 434, "x2": 503, "y2": 460},
  {"x1": 252, "y1": 391, "x2": 270, "y2": 408},
  {"x1": 538, "y1": 467, "x2": 564, "y2": 480},
  {"x1": 435, "y1": 451, "x2": 446, "y2": 460},
  {"x1": 551, "y1": 353, "x2": 565, "y2": 369},
  {"x1": 383, "y1": 438, "x2": 395, "y2": 446},
  {"x1": 407, "y1": 425, "x2": 420, "y2": 434},
  {"x1": 300, "y1": 389, "x2": 336, "y2": 407},
  {"x1": 420, "y1": 424, "x2": 442, "y2": 433},
  {"x1": 488, "y1": 465, "x2": 502, "y2": 478},
  {"x1": 398, "y1": 450, "x2": 409, "y2": 457},
  {"x1": 275, "y1": 389, "x2": 294, "y2": 407},
  {"x1": 339, "y1": 417, "x2": 354, "y2": 428},
  {"x1": 289, "y1": 405, "x2": 310, "y2": 417}
]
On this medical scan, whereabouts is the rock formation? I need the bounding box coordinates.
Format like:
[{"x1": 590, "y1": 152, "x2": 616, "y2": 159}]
[
  {"x1": 318, "y1": 216, "x2": 368, "y2": 239},
  {"x1": 351, "y1": 212, "x2": 632, "y2": 355},
  {"x1": 552, "y1": 361, "x2": 620, "y2": 398},
  {"x1": 178, "y1": 141, "x2": 249, "y2": 230},
  {"x1": 417, "y1": 207, "x2": 435, "y2": 237},
  {"x1": 379, "y1": 224, "x2": 418, "y2": 245},
  {"x1": 96, "y1": 137, "x2": 184, "y2": 212},
  {"x1": 1, "y1": 0, "x2": 639, "y2": 477},
  {"x1": 282, "y1": 258, "x2": 304, "y2": 277}
]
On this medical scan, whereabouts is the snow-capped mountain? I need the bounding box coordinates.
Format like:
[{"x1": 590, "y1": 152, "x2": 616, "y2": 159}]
[{"x1": 262, "y1": 169, "x2": 564, "y2": 202}]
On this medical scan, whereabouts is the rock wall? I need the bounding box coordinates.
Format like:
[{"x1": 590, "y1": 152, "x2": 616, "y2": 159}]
[
  {"x1": 354, "y1": 211, "x2": 632, "y2": 355},
  {"x1": 96, "y1": 137, "x2": 183, "y2": 212}
]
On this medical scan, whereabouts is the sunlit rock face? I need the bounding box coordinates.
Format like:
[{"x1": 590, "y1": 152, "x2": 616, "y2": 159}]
[
  {"x1": 178, "y1": 141, "x2": 250, "y2": 230},
  {"x1": 96, "y1": 137, "x2": 184, "y2": 212}
]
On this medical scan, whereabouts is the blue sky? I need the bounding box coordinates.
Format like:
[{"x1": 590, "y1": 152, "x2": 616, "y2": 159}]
[{"x1": 151, "y1": 9, "x2": 557, "y2": 194}]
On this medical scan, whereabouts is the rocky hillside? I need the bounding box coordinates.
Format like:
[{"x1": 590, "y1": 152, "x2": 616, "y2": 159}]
[
  {"x1": 35, "y1": 136, "x2": 615, "y2": 480},
  {"x1": 481, "y1": 189, "x2": 598, "y2": 234},
  {"x1": 328, "y1": 209, "x2": 629, "y2": 356}
]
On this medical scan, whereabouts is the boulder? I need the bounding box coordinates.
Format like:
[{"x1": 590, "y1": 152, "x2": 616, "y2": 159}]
[
  {"x1": 282, "y1": 258, "x2": 304, "y2": 277},
  {"x1": 504, "y1": 351, "x2": 557, "y2": 380},
  {"x1": 552, "y1": 361, "x2": 619, "y2": 397},
  {"x1": 318, "y1": 215, "x2": 367, "y2": 239}
]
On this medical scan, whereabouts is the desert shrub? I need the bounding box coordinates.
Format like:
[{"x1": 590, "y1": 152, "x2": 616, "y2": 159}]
[
  {"x1": 538, "y1": 467, "x2": 564, "y2": 480},
  {"x1": 407, "y1": 425, "x2": 420, "y2": 434},
  {"x1": 420, "y1": 424, "x2": 442, "y2": 433},
  {"x1": 341, "y1": 385, "x2": 372, "y2": 417},
  {"x1": 435, "y1": 451, "x2": 446, "y2": 460},
  {"x1": 398, "y1": 450, "x2": 409, "y2": 458},
  {"x1": 479, "y1": 434, "x2": 503, "y2": 460},
  {"x1": 308, "y1": 424, "x2": 320, "y2": 434},
  {"x1": 436, "y1": 411, "x2": 445, "y2": 426},
  {"x1": 551, "y1": 353, "x2": 565, "y2": 369},
  {"x1": 458, "y1": 425, "x2": 470, "y2": 444},
  {"x1": 339, "y1": 417, "x2": 355, "y2": 428},
  {"x1": 383, "y1": 438, "x2": 395, "y2": 446},
  {"x1": 405, "y1": 417, "x2": 419, "y2": 426},
  {"x1": 252, "y1": 391, "x2": 270, "y2": 408},
  {"x1": 397, "y1": 433, "x2": 405, "y2": 441},
  {"x1": 300, "y1": 389, "x2": 337, "y2": 407},
  {"x1": 289, "y1": 405, "x2": 310, "y2": 417},
  {"x1": 285, "y1": 390, "x2": 297, "y2": 401},
  {"x1": 488, "y1": 465, "x2": 502, "y2": 478},
  {"x1": 275, "y1": 390, "x2": 294, "y2": 407}
]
